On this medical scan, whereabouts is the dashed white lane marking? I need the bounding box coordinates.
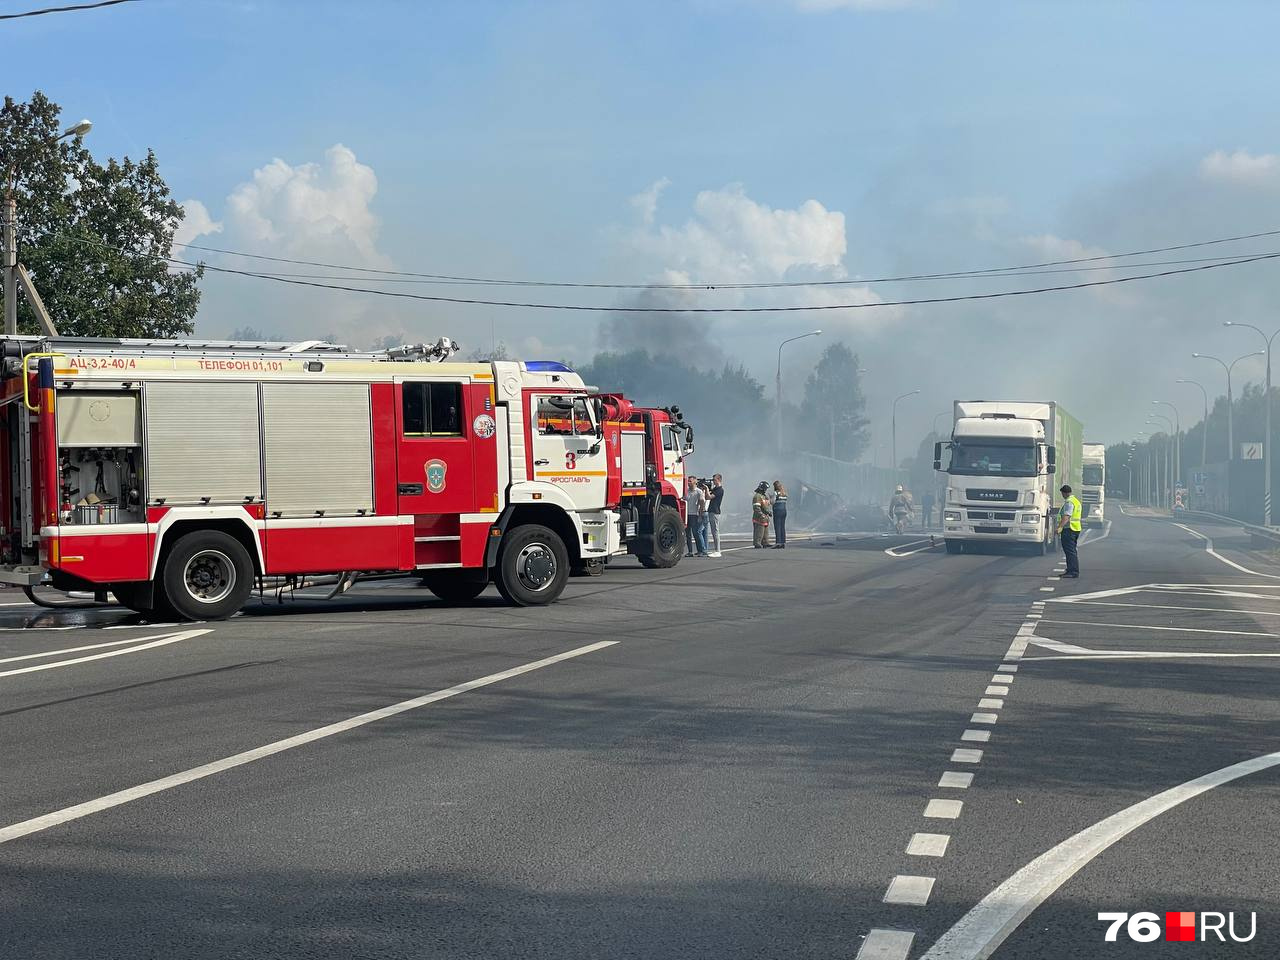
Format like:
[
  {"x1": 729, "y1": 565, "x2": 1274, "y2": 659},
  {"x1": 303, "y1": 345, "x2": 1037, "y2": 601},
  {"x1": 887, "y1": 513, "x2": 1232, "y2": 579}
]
[
  {"x1": 978, "y1": 698, "x2": 1004, "y2": 709},
  {"x1": 939, "y1": 771, "x2": 974, "y2": 789},
  {"x1": 1039, "y1": 618, "x2": 1278, "y2": 637},
  {"x1": 951, "y1": 748, "x2": 983, "y2": 763},
  {"x1": 919, "y1": 749, "x2": 1280, "y2": 960},
  {"x1": 961, "y1": 729, "x2": 991, "y2": 743},
  {"x1": 970, "y1": 712, "x2": 999, "y2": 724},
  {"x1": 884, "y1": 875, "x2": 935, "y2": 905},
  {"x1": 0, "y1": 630, "x2": 211, "y2": 678},
  {"x1": 996, "y1": 664, "x2": 1018, "y2": 672},
  {"x1": 924, "y1": 799, "x2": 964, "y2": 819},
  {"x1": 907, "y1": 833, "x2": 951, "y2": 857},
  {"x1": 0, "y1": 640, "x2": 618, "y2": 844},
  {"x1": 985, "y1": 685, "x2": 1009, "y2": 696},
  {"x1": 1048, "y1": 576, "x2": 1061, "y2": 581},
  {"x1": 991, "y1": 674, "x2": 1014, "y2": 683},
  {"x1": 1039, "y1": 587, "x2": 1055, "y2": 592},
  {"x1": 856, "y1": 929, "x2": 915, "y2": 960}
]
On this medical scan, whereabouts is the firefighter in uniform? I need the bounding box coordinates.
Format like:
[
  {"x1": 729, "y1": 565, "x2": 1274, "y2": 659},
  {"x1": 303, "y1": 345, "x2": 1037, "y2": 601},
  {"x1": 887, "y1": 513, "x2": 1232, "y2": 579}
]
[
  {"x1": 1056, "y1": 483, "x2": 1082, "y2": 578},
  {"x1": 752, "y1": 481, "x2": 773, "y2": 548}
]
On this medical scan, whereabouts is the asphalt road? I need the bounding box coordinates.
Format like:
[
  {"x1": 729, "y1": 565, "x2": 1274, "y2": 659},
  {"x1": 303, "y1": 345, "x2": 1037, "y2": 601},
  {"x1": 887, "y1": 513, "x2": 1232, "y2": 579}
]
[{"x1": 1, "y1": 514, "x2": 1277, "y2": 959}]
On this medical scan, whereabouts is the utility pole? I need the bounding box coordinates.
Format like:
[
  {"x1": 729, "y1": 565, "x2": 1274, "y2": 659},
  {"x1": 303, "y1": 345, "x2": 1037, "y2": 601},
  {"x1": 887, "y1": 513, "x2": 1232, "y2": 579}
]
[
  {"x1": 1226, "y1": 323, "x2": 1280, "y2": 526},
  {"x1": 891, "y1": 389, "x2": 920, "y2": 485},
  {"x1": 775, "y1": 330, "x2": 821, "y2": 458}
]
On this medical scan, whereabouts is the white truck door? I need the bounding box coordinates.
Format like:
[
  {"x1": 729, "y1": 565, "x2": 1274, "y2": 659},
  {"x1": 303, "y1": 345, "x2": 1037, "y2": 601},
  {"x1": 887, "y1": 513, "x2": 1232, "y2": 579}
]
[{"x1": 529, "y1": 394, "x2": 608, "y2": 511}]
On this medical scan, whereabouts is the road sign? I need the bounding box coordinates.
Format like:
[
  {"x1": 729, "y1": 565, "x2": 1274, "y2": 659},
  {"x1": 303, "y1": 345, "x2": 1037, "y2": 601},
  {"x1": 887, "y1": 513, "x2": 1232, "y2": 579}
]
[
  {"x1": 1192, "y1": 472, "x2": 1208, "y2": 485},
  {"x1": 1242, "y1": 442, "x2": 1264, "y2": 461}
]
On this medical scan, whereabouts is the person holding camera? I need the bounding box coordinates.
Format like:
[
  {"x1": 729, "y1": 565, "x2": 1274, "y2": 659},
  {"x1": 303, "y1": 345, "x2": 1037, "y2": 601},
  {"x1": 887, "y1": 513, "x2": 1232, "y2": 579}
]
[{"x1": 706, "y1": 473, "x2": 724, "y2": 557}]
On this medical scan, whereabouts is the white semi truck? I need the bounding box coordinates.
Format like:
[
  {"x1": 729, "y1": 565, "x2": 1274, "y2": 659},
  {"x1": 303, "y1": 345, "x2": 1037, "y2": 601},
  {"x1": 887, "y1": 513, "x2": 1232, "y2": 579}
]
[
  {"x1": 1081, "y1": 442, "x2": 1106, "y2": 527},
  {"x1": 934, "y1": 400, "x2": 1084, "y2": 554}
]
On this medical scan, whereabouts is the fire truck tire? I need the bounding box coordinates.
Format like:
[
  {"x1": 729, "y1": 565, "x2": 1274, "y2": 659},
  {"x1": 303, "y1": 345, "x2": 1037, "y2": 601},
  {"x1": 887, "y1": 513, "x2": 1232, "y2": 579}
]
[
  {"x1": 160, "y1": 531, "x2": 254, "y2": 621},
  {"x1": 494, "y1": 524, "x2": 570, "y2": 606},
  {"x1": 637, "y1": 505, "x2": 684, "y2": 568},
  {"x1": 421, "y1": 572, "x2": 489, "y2": 603}
]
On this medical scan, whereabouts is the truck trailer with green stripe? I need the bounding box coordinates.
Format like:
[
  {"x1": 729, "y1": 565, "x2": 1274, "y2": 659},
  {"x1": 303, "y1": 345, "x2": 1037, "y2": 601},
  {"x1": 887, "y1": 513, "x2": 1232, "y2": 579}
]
[{"x1": 934, "y1": 401, "x2": 1083, "y2": 554}]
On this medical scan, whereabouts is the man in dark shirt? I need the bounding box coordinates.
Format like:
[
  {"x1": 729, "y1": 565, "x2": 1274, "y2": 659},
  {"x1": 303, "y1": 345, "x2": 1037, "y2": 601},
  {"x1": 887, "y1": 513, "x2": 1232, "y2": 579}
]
[{"x1": 707, "y1": 473, "x2": 725, "y2": 557}]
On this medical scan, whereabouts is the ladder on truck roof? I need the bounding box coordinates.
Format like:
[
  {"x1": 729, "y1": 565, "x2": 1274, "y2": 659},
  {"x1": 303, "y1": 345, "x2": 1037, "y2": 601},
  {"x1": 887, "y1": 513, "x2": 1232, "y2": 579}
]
[{"x1": 1, "y1": 335, "x2": 461, "y2": 362}]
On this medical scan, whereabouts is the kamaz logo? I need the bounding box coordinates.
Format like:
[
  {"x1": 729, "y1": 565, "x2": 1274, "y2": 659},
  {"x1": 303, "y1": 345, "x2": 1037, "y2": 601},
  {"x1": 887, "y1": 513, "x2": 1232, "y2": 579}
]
[{"x1": 974, "y1": 492, "x2": 1004, "y2": 500}]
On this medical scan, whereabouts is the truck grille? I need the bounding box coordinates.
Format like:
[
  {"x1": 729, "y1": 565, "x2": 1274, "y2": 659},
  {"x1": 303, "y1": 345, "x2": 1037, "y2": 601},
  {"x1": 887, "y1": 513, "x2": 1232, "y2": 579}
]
[
  {"x1": 973, "y1": 525, "x2": 1007, "y2": 534},
  {"x1": 1081, "y1": 491, "x2": 1101, "y2": 502},
  {"x1": 967, "y1": 510, "x2": 1016, "y2": 521},
  {"x1": 966, "y1": 488, "x2": 1018, "y2": 503}
]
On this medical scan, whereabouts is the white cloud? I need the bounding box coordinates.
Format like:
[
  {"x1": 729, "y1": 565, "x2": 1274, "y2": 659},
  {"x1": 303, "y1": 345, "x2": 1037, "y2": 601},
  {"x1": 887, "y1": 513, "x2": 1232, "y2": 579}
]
[
  {"x1": 172, "y1": 199, "x2": 222, "y2": 252},
  {"x1": 225, "y1": 143, "x2": 391, "y2": 268},
  {"x1": 1199, "y1": 149, "x2": 1280, "y2": 187},
  {"x1": 630, "y1": 177, "x2": 670, "y2": 226}
]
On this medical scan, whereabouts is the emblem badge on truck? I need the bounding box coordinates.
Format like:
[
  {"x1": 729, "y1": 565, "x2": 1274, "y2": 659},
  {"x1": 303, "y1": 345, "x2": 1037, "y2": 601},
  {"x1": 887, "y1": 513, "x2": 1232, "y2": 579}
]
[
  {"x1": 425, "y1": 459, "x2": 447, "y2": 493},
  {"x1": 472, "y1": 413, "x2": 496, "y2": 439}
]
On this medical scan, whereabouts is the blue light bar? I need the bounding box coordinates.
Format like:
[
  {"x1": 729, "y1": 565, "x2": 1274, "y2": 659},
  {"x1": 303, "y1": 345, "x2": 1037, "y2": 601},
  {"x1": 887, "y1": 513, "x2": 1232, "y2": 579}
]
[{"x1": 525, "y1": 361, "x2": 575, "y2": 373}]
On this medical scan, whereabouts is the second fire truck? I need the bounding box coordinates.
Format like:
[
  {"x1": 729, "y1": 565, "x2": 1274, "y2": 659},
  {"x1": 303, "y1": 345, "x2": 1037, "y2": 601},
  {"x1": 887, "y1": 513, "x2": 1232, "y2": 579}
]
[{"x1": 0, "y1": 335, "x2": 693, "y2": 618}]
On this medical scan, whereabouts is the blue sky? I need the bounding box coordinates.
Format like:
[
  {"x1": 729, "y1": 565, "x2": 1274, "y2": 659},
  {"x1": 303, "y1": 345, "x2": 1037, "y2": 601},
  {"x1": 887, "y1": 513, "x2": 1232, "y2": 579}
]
[{"x1": 8, "y1": 0, "x2": 1280, "y2": 447}]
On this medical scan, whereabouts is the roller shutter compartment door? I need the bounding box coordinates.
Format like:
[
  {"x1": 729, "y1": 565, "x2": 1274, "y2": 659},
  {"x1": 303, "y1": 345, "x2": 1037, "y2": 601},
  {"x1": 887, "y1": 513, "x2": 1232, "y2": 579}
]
[
  {"x1": 144, "y1": 381, "x2": 262, "y2": 505},
  {"x1": 262, "y1": 383, "x2": 374, "y2": 517}
]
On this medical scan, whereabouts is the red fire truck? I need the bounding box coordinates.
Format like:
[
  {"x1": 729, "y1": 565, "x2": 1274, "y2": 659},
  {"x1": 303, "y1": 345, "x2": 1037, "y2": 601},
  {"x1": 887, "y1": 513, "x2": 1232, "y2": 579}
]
[{"x1": 0, "y1": 336, "x2": 693, "y2": 619}]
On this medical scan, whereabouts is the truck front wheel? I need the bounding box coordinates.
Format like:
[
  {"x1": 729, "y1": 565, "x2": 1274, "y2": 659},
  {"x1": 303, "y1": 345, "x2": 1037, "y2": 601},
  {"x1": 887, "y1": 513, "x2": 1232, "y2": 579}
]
[
  {"x1": 160, "y1": 530, "x2": 254, "y2": 621},
  {"x1": 494, "y1": 524, "x2": 570, "y2": 606},
  {"x1": 637, "y1": 505, "x2": 685, "y2": 568}
]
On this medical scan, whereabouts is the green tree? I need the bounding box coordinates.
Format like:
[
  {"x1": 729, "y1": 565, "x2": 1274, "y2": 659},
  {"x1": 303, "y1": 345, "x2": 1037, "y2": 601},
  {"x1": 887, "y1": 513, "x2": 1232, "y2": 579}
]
[
  {"x1": 797, "y1": 341, "x2": 869, "y2": 461},
  {"x1": 1, "y1": 91, "x2": 201, "y2": 337}
]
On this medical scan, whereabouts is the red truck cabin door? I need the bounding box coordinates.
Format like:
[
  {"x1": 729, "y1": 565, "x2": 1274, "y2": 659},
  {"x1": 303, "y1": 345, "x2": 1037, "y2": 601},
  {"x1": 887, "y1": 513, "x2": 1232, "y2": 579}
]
[{"x1": 394, "y1": 380, "x2": 477, "y2": 518}]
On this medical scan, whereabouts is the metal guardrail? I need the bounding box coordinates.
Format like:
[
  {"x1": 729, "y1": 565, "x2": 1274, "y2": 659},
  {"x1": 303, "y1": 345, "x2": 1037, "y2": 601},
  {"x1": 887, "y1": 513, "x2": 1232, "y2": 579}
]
[{"x1": 1183, "y1": 509, "x2": 1280, "y2": 546}]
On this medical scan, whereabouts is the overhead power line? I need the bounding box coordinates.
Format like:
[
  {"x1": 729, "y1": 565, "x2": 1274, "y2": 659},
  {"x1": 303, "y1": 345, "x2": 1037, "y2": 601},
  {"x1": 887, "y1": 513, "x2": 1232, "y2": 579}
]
[
  {"x1": 0, "y1": 0, "x2": 139, "y2": 21},
  {"x1": 173, "y1": 226, "x2": 1280, "y2": 290},
  {"x1": 64, "y1": 234, "x2": 1280, "y2": 313}
]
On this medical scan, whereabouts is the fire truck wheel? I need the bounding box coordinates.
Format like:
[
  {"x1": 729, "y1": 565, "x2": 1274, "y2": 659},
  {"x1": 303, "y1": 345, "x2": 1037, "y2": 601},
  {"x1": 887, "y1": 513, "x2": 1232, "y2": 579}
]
[
  {"x1": 160, "y1": 531, "x2": 254, "y2": 621},
  {"x1": 421, "y1": 572, "x2": 489, "y2": 603},
  {"x1": 637, "y1": 505, "x2": 684, "y2": 568},
  {"x1": 494, "y1": 524, "x2": 569, "y2": 606}
]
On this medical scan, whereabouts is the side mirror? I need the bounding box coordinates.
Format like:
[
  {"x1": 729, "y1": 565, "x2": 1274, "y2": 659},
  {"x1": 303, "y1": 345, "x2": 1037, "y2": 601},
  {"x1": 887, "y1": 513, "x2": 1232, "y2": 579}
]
[
  {"x1": 1047, "y1": 445, "x2": 1056, "y2": 468},
  {"x1": 1047, "y1": 463, "x2": 1056, "y2": 475},
  {"x1": 933, "y1": 442, "x2": 942, "y2": 471},
  {"x1": 593, "y1": 398, "x2": 605, "y2": 439}
]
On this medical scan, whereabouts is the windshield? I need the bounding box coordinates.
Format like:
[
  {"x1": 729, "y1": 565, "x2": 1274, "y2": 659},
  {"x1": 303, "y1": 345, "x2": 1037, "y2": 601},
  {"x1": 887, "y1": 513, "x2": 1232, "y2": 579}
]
[
  {"x1": 949, "y1": 442, "x2": 1037, "y2": 477},
  {"x1": 1083, "y1": 465, "x2": 1104, "y2": 486}
]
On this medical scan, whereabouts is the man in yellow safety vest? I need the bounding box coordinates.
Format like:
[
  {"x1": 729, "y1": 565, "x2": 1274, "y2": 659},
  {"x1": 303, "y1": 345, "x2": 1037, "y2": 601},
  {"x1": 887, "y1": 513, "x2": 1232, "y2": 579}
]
[{"x1": 1056, "y1": 484, "x2": 1082, "y2": 578}]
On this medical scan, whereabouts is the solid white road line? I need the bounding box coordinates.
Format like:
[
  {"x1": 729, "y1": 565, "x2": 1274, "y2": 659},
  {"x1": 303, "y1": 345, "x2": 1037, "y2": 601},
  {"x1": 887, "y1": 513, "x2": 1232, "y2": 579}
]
[
  {"x1": 884, "y1": 875, "x2": 935, "y2": 906},
  {"x1": 908, "y1": 833, "x2": 951, "y2": 857},
  {"x1": 961, "y1": 729, "x2": 991, "y2": 743},
  {"x1": 0, "y1": 630, "x2": 211, "y2": 678},
  {"x1": 0, "y1": 640, "x2": 618, "y2": 845},
  {"x1": 1038, "y1": 618, "x2": 1278, "y2": 637},
  {"x1": 1028, "y1": 638, "x2": 1092, "y2": 654},
  {"x1": 918, "y1": 749, "x2": 1280, "y2": 960},
  {"x1": 885, "y1": 538, "x2": 940, "y2": 558},
  {"x1": 1056, "y1": 599, "x2": 1280, "y2": 617},
  {"x1": 856, "y1": 929, "x2": 916, "y2": 960},
  {"x1": 0, "y1": 634, "x2": 160, "y2": 665},
  {"x1": 939, "y1": 771, "x2": 974, "y2": 788},
  {"x1": 1174, "y1": 522, "x2": 1280, "y2": 579},
  {"x1": 924, "y1": 799, "x2": 963, "y2": 819},
  {"x1": 1021, "y1": 651, "x2": 1280, "y2": 662},
  {"x1": 950, "y1": 748, "x2": 983, "y2": 763}
]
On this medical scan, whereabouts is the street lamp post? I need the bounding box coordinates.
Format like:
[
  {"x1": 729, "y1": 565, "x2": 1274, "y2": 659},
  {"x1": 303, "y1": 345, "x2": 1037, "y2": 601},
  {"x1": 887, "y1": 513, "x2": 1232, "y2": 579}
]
[
  {"x1": 1175, "y1": 379, "x2": 1209, "y2": 469},
  {"x1": 4, "y1": 117, "x2": 92, "y2": 335},
  {"x1": 775, "y1": 330, "x2": 821, "y2": 457},
  {"x1": 1148, "y1": 415, "x2": 1174, "y2": 509},
  {"x1": 1225, "y1": 323, "x2": 1280, "y2": 526},
  {"x1": 1193, "y1": 350, "x2": 1263, "y2": 465},
  {"x1": 1153, "y1": 400, "x2": 1181, "y2": 495},
  {"x1": 891, "y1": 389, "x2": 920, "y2": 484}
]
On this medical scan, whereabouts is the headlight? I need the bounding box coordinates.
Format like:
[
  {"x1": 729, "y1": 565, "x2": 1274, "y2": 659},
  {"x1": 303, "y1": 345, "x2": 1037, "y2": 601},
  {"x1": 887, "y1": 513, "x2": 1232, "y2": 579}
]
[
  {"x1": 944, "y1": 510, "x2": 961, "y2": 521},
  {"x1": 1022, "y1": 513, "x2": 1040, "y2": 523}
]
